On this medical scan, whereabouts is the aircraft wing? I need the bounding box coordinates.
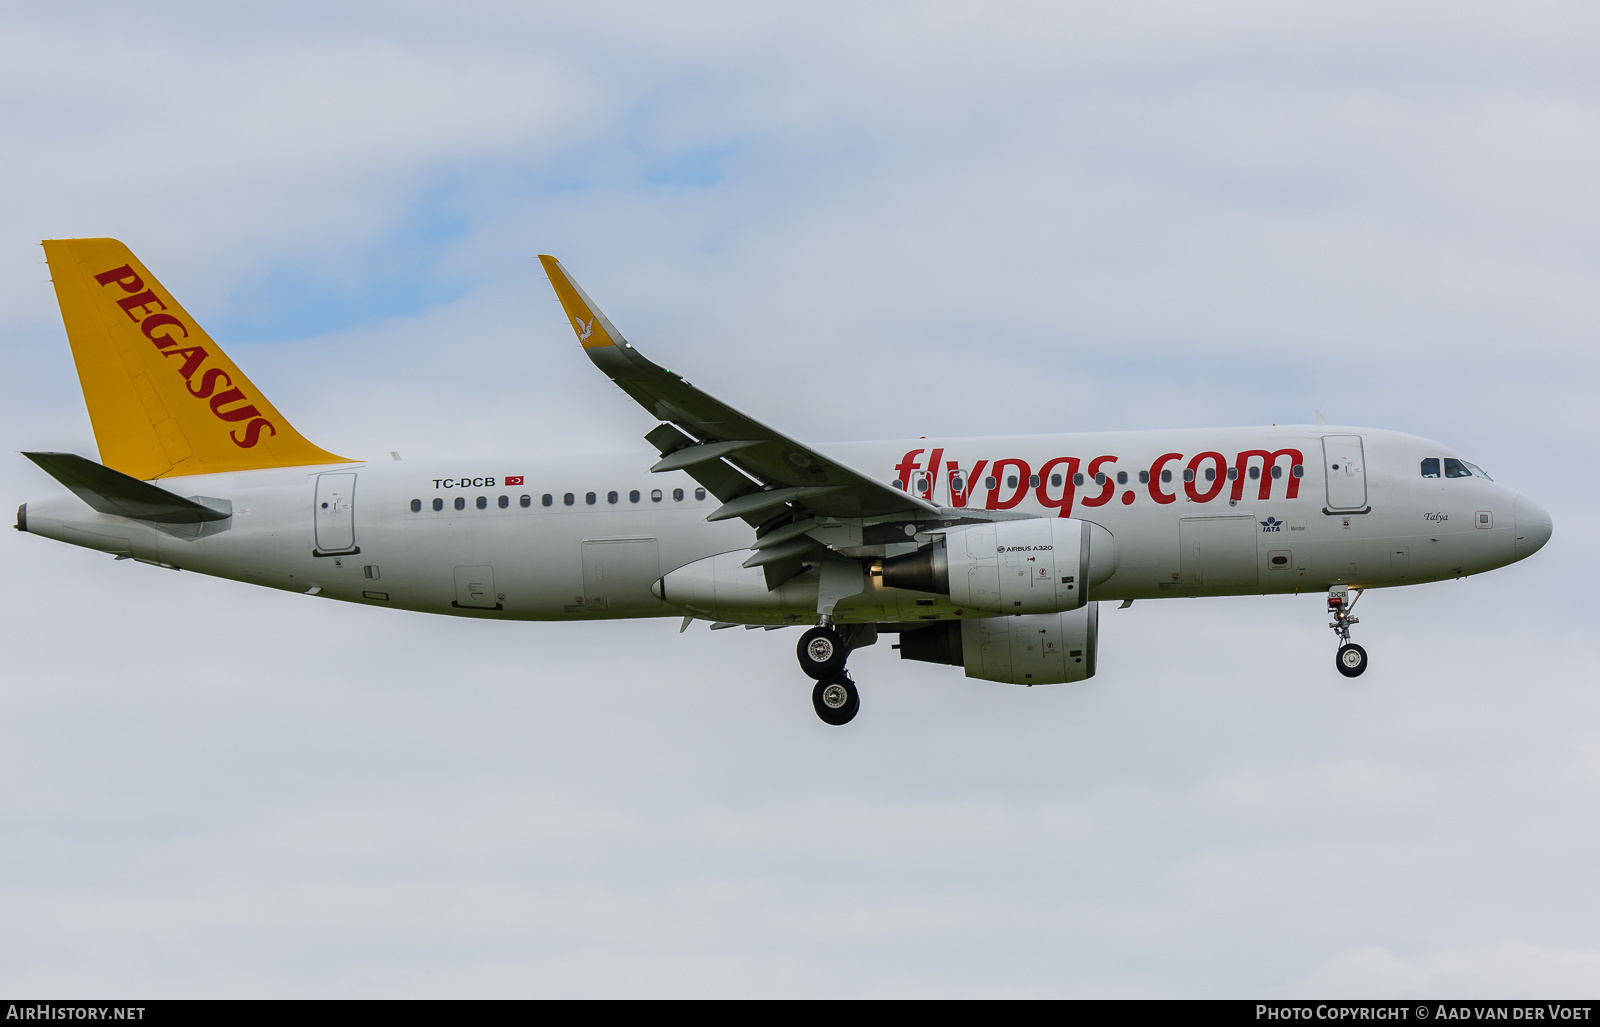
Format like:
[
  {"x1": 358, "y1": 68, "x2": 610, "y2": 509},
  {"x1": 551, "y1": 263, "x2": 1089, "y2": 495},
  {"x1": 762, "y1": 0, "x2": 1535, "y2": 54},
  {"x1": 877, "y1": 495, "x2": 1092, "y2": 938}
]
[{"x1": 538, "y1": 256, "x2": 941, "y2": 537}]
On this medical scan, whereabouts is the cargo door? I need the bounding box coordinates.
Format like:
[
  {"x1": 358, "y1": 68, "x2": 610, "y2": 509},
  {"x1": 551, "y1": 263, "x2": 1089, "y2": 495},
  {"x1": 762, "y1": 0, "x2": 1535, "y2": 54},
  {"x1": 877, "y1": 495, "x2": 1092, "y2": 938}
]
[
  {"x1": 1180, "y1": 516, "x2": 1259, "y2": 588},
  {"x1": 580, "y1": 537, "x2": 662, "y2": 612},
  {"x1": 453, "y1": 565, "x2": 499, "y2": 609},
  {"x1": 1322, "y1": 435, "x2": 1368, "y2": 512},
  {"x1": 314, "y1": 472, "x2": 357, "y2": 554}
]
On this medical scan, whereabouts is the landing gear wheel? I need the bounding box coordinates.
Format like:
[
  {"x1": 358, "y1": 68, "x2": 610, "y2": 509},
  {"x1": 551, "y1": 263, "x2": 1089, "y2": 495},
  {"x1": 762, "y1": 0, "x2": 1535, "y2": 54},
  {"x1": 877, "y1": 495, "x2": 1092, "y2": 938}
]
[
  {"x1": 1336, "y1": 643, "x2": 1368, "y2": 678},
  {"x1": 812, "y1": 674, "x2": 860, "y2": 726},
  {"x1": 797, "y1": 626, "x2": 847, "y2": 680}
]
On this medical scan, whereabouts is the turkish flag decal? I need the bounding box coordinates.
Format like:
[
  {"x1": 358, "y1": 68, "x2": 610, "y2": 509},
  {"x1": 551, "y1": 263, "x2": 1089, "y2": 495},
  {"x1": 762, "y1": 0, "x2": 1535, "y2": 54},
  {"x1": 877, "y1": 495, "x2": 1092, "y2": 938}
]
[{"x1": 505, "y1": 475, "x2": 525, "y2": 486}]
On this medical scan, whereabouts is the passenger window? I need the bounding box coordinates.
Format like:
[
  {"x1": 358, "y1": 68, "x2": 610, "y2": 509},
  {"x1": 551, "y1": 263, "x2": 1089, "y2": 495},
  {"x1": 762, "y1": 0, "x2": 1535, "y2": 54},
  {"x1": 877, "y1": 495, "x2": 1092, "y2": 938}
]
[
  {"x1": 1203, "y1": 468, "x2": 1215, "y2": 482},
  {"x1": 1050, "y1": 474, "x2": 1062, "y2": 487},
  {"x1": 1072, "y1": 473, "x2": 1084, "y2": 487},
  {"x1": 563, "y1": 493, "x2": 575, "y2": 506},
  {"x1": 1292, "y1": 464, "x2": 1304, "y2": 478},
  {"x1": 542, "y1": 494, "x2": 554, "y2": 507},
  {"x1": 1161, "y1": 469, "x2": 1172, "y2": 483},
  {"x1": 1094, "y1": 472, "x2": 1106, "y2": 485},
  {"x1": 1138, "y1": 470, "x2": 1149, "y2": 484},
  {"x1": 410, "y1": 499, "x2": 421, "y2": 513},
  {"x1": 1248, "y1": 466, "x2": 1260, "y2": 480},
  {"x1": 498, "y1": 495, "x2": 509, "y2": 509},
  {"x1": 985, "y1": 476, "x2": 998, "y2": 490},
  {"x1": 585, "y1": 492, "x2": 597, "y2": 505},
  {"x1": 892, "y1": 479, "x2": 905, "y2": 490},
  {"x1": 1116, "y1": 471, "x2": 1128, "y2": 485},
  {"x1": 476, "y1": 496, "x2": 487, "y2": 510},
  {"x1": 914, "y1": 475, "x2": 929, "y2": 493},
  {"x1": 695, "y1": 488, "x2": 706, "y2": 500},
  {"x1": 1271, "y1": 466, "x2": 1282, "y2": 479},
  {"x1": 1443, "y1": 458, "x2": 1472, "y2": 479},
  {"x1": 454, "y1": 497, "x2": 466, "y2": 511},
  {"x1": 630, "y1": 490, "x2": 641, "y2": 503},
  {"x1": 1226, "y1": 467, "x2": 1237, "y2": 480},
  {"x1": 1183, "y1": 469, "x2": 1195, "y2": 483},
  {"x1": 520, "y1": 495, "x2": 531, "y2": 508},
  {"x1": 673, "y1": 488, "x2": 684, "y2": 501},
  {"x1": 608, "y1": 491, "x2": 619, "y2": 504},
  {"x1": 951, "y1": 476, "x2": 965, "y2": 493},
  {"x1": 651, "y1": 489, "x2": 663, "y2": 502},
  {"x1": 432, "y1": 498, "x2": 444, "y2": 512},
  {"x1": 1029, "y1": 474, "x2": 1039, "y2": 487},
  {"x1": 1006, "y1": 475, "x2": 1018, "y2": 488},
  {"x1": 1421, "y1": 458, "x2": 1440, "y2": 478}
]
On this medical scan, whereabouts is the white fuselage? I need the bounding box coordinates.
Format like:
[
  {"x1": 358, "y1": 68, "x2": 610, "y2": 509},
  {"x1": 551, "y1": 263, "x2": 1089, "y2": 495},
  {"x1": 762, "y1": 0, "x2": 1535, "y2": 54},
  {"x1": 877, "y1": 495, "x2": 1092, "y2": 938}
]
[{"x1": 20, "y1": 425, "x2": 1547, "y2": 623}]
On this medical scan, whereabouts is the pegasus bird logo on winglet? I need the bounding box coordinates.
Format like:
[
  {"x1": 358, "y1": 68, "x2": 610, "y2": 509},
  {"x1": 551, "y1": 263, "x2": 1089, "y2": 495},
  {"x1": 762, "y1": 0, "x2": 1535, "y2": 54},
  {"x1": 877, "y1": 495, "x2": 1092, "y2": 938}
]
[{"x1": 574, "y1": 316, "x2": 594, "y2": 342}]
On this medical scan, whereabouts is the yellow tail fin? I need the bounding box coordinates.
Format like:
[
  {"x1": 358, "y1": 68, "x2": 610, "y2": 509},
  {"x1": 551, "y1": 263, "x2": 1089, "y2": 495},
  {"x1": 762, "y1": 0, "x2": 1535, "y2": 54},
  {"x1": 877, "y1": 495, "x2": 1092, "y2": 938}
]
[{"x1": 43, "y1": 238, "x2": 354, "y2": 480}]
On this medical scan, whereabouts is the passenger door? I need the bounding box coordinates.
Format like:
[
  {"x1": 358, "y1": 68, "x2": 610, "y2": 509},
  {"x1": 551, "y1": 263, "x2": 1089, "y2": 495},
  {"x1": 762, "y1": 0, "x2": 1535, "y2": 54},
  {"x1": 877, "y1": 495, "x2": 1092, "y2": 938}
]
[
  {"x1": 1321, "y1": 435, "x2": 1368, "y2": 512},
  {"x1": 313, "y1": 472, "x2": 357, "y2": 554}
]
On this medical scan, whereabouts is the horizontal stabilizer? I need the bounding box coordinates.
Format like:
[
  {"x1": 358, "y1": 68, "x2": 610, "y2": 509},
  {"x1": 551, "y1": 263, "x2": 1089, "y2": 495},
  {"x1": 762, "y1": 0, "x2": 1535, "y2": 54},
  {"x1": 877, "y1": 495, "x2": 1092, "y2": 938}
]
[{"x1": 23, "y1": 452, "x2": 230, "y2": 523}]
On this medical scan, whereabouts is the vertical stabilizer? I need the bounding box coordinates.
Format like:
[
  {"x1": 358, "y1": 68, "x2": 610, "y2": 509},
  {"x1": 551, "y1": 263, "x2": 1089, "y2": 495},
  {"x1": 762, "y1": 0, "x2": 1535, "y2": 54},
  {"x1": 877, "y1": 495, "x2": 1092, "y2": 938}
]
[{"x1": 42, "y1": 238, "x2": 354, "y2": 480}]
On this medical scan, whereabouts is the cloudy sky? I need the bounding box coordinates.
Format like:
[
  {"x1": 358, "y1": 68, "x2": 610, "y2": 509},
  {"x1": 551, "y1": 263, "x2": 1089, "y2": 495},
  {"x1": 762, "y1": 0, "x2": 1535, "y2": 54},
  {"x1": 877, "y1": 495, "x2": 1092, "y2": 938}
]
[{"x1": 2, "y1": 0, "x2": 1596, "y2": 997}]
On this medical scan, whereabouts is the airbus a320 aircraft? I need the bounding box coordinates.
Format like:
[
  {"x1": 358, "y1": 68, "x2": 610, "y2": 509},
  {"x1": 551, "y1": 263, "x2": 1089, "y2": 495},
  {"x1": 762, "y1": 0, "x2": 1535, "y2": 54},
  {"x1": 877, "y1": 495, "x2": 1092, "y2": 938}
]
[{"x1": 19, "y1": 239, "x2": 1553, "y2": 724}]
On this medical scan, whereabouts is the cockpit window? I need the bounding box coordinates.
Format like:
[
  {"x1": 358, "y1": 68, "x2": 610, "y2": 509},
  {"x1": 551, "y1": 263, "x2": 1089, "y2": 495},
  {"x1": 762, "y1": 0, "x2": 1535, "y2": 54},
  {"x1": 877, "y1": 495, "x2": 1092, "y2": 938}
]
[
  {"x1": 1421, "y1": 458, "x2": 1440, "y2": 478},
  {"x1": 1443, "y1": 458, "x2": 1473, "y2": 479},
  {"x1": 1464, "y1": 461, "x2": 1492, "y2": 481}
]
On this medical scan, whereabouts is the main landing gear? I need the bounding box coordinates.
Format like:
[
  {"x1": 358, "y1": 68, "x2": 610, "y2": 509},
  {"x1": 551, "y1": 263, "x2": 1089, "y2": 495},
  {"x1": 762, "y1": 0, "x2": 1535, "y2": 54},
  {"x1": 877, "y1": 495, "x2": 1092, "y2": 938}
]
[
  {"x1": 797, "y1": 623, "x2": 867, "y2": 725},
  {"x1": 1328, "y1": 584, "x2": 1368, "y2": 678},
  {"x1": 812, "y1": 674, "x2": 859, "y2": 726}
]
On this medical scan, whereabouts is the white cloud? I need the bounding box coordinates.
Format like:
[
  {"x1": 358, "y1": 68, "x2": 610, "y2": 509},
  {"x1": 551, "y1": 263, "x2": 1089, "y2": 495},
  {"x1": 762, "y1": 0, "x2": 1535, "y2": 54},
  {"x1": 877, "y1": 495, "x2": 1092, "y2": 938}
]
[{"x1": 1286, "y1": 944, "x2": 1600, "y2": 998}]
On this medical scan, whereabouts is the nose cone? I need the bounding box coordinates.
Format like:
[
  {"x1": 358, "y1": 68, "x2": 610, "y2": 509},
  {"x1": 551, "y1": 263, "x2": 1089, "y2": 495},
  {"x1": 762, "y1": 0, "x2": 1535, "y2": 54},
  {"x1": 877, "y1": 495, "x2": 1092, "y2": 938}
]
[{"x1": 1513, "y1": 494, "x2": 1552, "y2": 560}]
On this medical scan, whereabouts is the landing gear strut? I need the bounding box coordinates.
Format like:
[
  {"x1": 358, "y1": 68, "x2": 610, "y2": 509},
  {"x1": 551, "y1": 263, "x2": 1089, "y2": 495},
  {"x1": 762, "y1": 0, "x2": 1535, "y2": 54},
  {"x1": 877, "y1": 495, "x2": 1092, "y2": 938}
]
[{"x1": 1328, "y1": 584, "x2": 1368, "y2": 678}]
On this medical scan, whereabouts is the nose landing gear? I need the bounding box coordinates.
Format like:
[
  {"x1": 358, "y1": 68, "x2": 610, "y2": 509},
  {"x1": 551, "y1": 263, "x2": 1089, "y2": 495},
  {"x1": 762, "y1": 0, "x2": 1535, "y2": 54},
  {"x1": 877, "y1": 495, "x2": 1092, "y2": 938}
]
[{"x1": 1328, "y1": 584, "x2": 1368, "y2": 677}]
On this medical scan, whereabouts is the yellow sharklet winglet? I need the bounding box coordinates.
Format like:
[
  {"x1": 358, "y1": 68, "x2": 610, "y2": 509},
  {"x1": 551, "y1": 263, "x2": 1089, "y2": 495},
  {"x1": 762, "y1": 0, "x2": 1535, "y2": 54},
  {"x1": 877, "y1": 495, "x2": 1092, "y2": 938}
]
[
  {"x1": 42, "y1": 238, "x2": 356, "y2": 481},
  {"x1": 538, "y1": 254, "x2": 628, "y2": 350}
]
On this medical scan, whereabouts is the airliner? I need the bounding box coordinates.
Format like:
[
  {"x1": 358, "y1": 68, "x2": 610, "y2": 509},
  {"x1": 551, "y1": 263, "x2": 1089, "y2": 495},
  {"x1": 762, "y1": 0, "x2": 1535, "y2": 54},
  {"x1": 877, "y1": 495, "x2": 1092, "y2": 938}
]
[{"x1": 17, "y1": 239, "x2": 1553, "y2": 724}]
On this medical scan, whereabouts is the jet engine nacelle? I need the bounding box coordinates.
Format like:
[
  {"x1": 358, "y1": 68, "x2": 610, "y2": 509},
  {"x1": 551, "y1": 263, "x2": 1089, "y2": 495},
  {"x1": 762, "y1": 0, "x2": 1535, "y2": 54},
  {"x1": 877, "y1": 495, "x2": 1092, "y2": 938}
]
[
  {"x1": 880, "y1": 517, "x2": 1117, "y2": 614},
  {"x1": 895, "y1": 604, "x2": 1099, "y2": 685}
]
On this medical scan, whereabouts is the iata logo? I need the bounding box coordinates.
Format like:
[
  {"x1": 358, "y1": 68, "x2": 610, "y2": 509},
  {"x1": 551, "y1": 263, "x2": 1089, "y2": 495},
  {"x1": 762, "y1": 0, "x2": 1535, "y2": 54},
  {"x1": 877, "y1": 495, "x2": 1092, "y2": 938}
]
[{"x1": 1260, "y1": 516, "x2": 1283, "y2": 532}]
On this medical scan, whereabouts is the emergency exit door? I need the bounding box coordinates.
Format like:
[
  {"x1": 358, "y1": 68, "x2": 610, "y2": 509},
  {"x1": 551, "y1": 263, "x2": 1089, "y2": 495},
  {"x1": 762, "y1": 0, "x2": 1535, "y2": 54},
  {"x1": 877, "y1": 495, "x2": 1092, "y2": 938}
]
[{"x1": 314, "y1": 472, "x2": 358, "y2": 553}]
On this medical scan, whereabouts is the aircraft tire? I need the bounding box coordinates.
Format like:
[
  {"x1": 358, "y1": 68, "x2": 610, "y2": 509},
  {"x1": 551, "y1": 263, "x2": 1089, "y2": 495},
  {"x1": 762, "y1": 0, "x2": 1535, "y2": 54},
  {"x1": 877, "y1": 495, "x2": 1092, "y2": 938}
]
[
  {"x1": 797, "y1": 626, "x2": 847, "y2": 680},
  {"x1": 812, "y1": 674, "x2": 859, "y2": 726},
  {"x1": 1336, "y1": 643, "x2": 1368, "y2": 678}
]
